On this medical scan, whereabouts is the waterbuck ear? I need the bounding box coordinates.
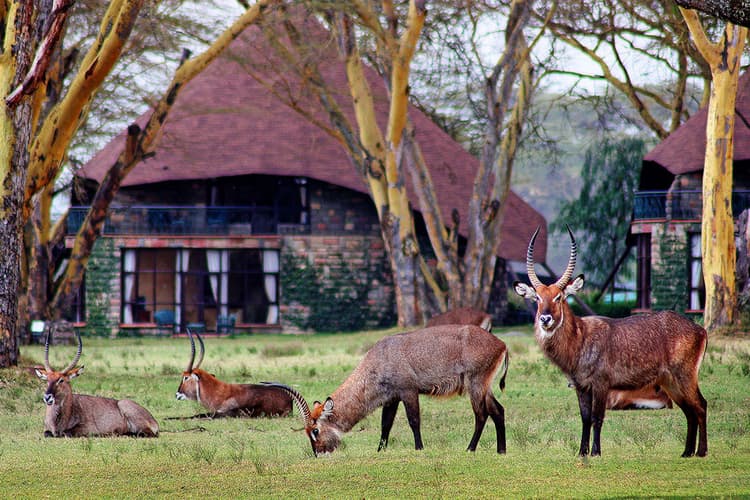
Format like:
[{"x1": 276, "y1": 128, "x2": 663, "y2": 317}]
[
  {"x1": 323, "y1": 397, "x2": 334, "y2": 413},
  {"x1": 564, "y1": 274, "x2": 585, "y2": 297},
  {"x1": 34, "y1": 368, "x2": 47, "y2": 380},
  {"x1": 513, "y1": 281, "x2": 537, "y2": 300},
  {"x1": 68, "y1": 366, "x2": 84, "y2": 379}
]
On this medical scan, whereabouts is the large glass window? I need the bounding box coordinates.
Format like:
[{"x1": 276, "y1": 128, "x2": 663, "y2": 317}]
[
  {"x1": 121, "y1": 248, "x2": 279, "y2": 328},
  {"x1": 688, "y1": 233, "x2": 705, "y2": 311}
]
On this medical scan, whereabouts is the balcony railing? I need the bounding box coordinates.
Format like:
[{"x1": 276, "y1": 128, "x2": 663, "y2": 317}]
[
  {"x1": 633, "y1": 190, "x2": 750, "y2": 221},
  {"x1": 66, "y1": 206, "x2": 310, "y2": 236}
]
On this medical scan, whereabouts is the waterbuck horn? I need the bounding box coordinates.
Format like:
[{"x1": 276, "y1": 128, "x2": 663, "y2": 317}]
[
  {"x1": 263, "y1": 383, "x2": 311, "y2": 425},
  {"x1": 43, "y1": 327, "x2": 52, "y2": 372},
  {"x1": 61, "y1": 329, "x2": 83, "y2": 374},
  {"x1": 526, "y1": 226, "x2": 543, "y2": 289},
  {"x1": 186, "y1": 328, "x2": 197, "y2": 372},
  {"x1": 194, "y1": 331, "x2": 205, "y2": 370},
  {"x1": 554, "y1": 225, "x2": 577, "y2": 289}
]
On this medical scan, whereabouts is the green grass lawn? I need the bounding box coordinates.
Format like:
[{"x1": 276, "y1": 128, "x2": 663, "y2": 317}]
[{"x1": 1, "y1": 326, "x2": 749, "y2": 498}]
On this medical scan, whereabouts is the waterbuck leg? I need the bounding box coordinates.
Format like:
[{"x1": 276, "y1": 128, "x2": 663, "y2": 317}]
[
  {"x1": 467, "y1": 399, "x2": 488, "y2": 452},
  {"x1": 488, "y1": 395, "x2": 506, "y2": 454},
  {"x1": 401, "y1": 392, "x2": 423, "y2": 450},
  {"x1": 378, "y1": 400, "x2": 400, "y2": 451},
  {"x1": 590, "y1": 389, "x2": 608, "y2": 457},
  {"x1": 696, "y1": 388, "x2": 708, "y2": 457},
  {"x1": 576, "y1": 387, "x2": 593, "y2": 456}
]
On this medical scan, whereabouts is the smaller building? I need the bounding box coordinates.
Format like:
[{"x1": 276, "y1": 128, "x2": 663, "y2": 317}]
[{"x1": 631, "y1": 72, "x2": 750, "y2": 314}]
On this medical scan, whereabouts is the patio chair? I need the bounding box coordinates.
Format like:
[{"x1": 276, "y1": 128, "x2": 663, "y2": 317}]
[
  {"x1": 154, "y1": 309, "x2": 176, "y2": 336},
  {"x1": 216, "y1": 315, "x2": 236, "y2": 335}
]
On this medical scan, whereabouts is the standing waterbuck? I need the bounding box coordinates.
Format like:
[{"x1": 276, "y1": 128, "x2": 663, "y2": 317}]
[
  {"x1": 266, "y1": 325, "x2": 508, "y2": 456},
  {"x1": 34, "y1": 330, "x2": 159, "y2": 438},
  {"x1": 513, "y1": 226, "x2": 707, "y2": 457},
  {"x1": 175, "y1": 329, "x2": 292, "y2": 417}
]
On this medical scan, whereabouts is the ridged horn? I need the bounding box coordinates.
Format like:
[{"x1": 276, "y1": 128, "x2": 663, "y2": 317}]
[
  {"x1": 526, "y1": 226, "x2": 543, "y2": 289},
  {"x1": 43, "y1": 327, "x2": 52, "y2": 372},
  {"x1": 61, "y1": 329, "x2": 83, "y2": 374},
  {"x1": 263, "y1": 382, "x2": 311, "y2": 426},
  {"x1": 194, "y1": 331, "x2": 205, "y2": 369},
  {"x1": 554, "y1": 225, "x2": 577, "y2": 289},
  {"x1": 186, "y1": 328, "x2": 197, "y2": 372}
]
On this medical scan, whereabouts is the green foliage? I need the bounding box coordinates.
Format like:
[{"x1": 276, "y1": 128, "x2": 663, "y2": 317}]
[
  {"x1": 552, "y1": 137, "x2": 646, "y2": 286},
  {"x1": 3, "y1": 331, "x2": 749, "y2": 497},
  {"x1": 281, "y1": 251, "x2": 392, "y2": 332}
]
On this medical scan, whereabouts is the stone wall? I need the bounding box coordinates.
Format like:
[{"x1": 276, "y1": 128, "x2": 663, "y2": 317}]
[{"x1": 648, "y1": 222, "x2": 699, "y2": 312}]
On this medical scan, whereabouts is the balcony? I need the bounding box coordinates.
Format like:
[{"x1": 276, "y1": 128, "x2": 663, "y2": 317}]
[
  {"x1": 66, "y1": 206, "x2": 310, "y2": 236},
  {"x1": 633, "y1": 190, "x2": 750, "y2": 221}
]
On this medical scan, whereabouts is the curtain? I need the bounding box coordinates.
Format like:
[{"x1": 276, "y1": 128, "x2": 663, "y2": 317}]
[
  {"x1": 220, "y1": 250, "x2": 229, "y2": 316},
  {"x1": 123, "y1": 250, "x2": 136, "y2": 323},
  {"x1": 175, "y1": 250, "x2": 190, "y2": 327},
  {"x1": 263, "y1": 250, "x2": 279, "y2": 324},
  {"x1": 207, "y1": 249, "x2": 220, "y2": 307},
  {"x1": 206, "y1": 250, "x2": 229, "y2": 316}
]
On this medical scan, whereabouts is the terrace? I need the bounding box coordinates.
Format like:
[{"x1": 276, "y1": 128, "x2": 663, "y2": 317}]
[
  {"x1": 66, "y1": 206, "x2": 310, "y2": 236},
  {"x1": 633, "y1": 190, "x2": 750, "y2": 221}
]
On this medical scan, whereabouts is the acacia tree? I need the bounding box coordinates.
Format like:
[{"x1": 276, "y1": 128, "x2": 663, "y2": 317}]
[
  {"x1": 679, "y1": 8, "x2": 746, "y2": 330},
  {"x1": 0, "y1": 0, "x2": 276, "y2": 366},
  {"x1": 241, "y1": 0, "x2": 538, "y2": 324},
  {"x1": 534, "y1": 0, "x2": 714, "y2": 139}
]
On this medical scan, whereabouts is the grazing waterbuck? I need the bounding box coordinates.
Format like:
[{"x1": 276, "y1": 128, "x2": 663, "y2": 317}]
[
  {"x1": 175, "y1": 329, "x2": 292, "y2": 417},
  {"x1": 34, "y1": 330, "x2": 159, "y2": 438},
  {"x1": 266, "y1": 324, "x2": 508, "y2": 456},
  {"x1": 513, "y1": 226, "x2": 707, "y2": 457}
]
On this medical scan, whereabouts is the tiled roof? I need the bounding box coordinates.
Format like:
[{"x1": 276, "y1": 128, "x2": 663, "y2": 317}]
[
  {"x1": 643, "y1": 71, "x2": 750, "y2": 175},
  {"x1": 78, "y1": 14, "x2": 546, "y2": 262}
]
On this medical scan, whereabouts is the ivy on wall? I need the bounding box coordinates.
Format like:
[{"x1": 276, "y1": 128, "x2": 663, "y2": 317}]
[{"x1": 281, "y1": 250, "x2": 392, "y2": 332}]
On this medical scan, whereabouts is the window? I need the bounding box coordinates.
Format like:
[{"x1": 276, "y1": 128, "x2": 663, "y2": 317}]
[
  {"x1": 121, "y1": 248, "x2": 279, "y2": 328},
  {"x1": 635, "y1": 233, "x2": 651, "y2": 310},
  {"x1": 688, "y1": 233, "x2": 705, "y2": 311}
]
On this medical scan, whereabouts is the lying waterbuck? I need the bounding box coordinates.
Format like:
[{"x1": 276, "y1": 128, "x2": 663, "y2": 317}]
[
  {"x1": 266, "y1": 324, "x2": 508, "y2": 456},
  {"x1": 34, "y1": 330, "x2": 159, "y2": 438},
  {"x1": 513, "y1": 226, "x2": 707, "y2": 457},
  {"x1": 426, "y1": 307, "x2": 492, "y2": 332},
  {"x1": 175, "y1": 329, "x2": 292, "y2": 417}
]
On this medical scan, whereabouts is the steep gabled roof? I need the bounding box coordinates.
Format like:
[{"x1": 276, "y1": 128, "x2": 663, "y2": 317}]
[
  {"x1": 643, "y1": 71, "x2": 750, "y2": 179},
  {"x1": 78, "y1": 13, "x2": 546, "y2": 262}
]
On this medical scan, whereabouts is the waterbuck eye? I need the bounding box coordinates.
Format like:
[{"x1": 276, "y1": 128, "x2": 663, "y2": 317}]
[
  {"x1": 553, "y1": 294, "x2": 562, "y2": 303},
  {"x1": 312, "y1": 428, "x2": 319, "y2": 438}
]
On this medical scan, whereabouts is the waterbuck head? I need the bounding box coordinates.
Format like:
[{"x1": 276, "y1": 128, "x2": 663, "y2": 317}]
[
  {"x1": 175, "y1": 329, "x2": 206, "y2": 402},
  {"x1": 513, "y1": 226, "x2": 584, "y2": 338},
  {"x1": 265, "y1": 383, "x2": 341, "y2": 456},
  {"x1": 34, "y1": 329, "x2": 84, "y2": 406}
]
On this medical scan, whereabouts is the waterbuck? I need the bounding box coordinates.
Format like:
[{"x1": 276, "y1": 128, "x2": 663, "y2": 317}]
[
  {"x1": 426, "y1": 307, "x2": 492, "y2": 332},
  {"x1": 266, "y1": 324, "x2": 508, "y2": 456},
  {"x1": 34, "y1": 330, "x2": 159, "y2": 438},
  {"x1": 513, "y1": 226, "x2": 707, "y2": 457},
  {"x1": 175, "y1": 329, "x2": 292, "y2": 417}
]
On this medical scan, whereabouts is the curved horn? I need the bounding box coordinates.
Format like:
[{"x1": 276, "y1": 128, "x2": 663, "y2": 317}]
[
  {"x1": 554, "y1": 225, "x2": 578, "y2": 289},
  {"x1": 61, "y1": 330, "x2": 83, "y2": 374},
  {"x1": 263, "y1": 382, "x2": 311, "y2": 426},
  {"x1": 194, "y1": 331, "x2": 205, "y2": 369},
  {"x1": 186, "y1": 328, "x2": 197, "y2": 372},
  {"x1": 526, "y1": 226, "x2": 543, "y2": 289},
  {"x1": 43, "y1": 327, "x2": 52, "y2": 372}
]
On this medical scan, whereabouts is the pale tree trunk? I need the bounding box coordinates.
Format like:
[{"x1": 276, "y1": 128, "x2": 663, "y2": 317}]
[{"x1": 680, "y1": 9, "x2": 746, "y2": 330}]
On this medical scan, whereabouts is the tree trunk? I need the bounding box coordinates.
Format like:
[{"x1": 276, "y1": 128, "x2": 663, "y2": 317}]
[
  {"x1": 0, "y1": 1, "x2": 36, "y2": 366},
  {"x1": 702, "y1": 65, "x2": 741, "y2": 328},
  {"x1": 681, "y1": 9, "x2": 746, "y2": 330}
]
